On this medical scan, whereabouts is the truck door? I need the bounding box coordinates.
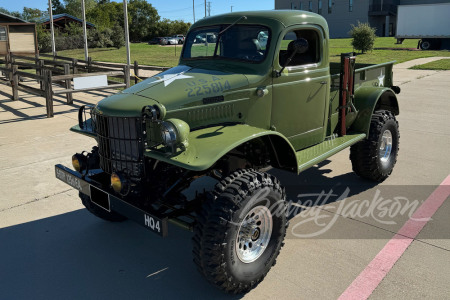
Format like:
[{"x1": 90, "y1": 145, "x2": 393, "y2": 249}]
[{"x1": 271, "y1": 26, "x2": 329, "y2": 150}]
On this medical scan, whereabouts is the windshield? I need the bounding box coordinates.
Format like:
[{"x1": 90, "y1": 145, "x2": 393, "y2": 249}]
[{"x1": 182, "y1": 25, "x2": 270, "y2": 63}]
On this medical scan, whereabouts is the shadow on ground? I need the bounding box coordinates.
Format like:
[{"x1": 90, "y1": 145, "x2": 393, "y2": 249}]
[{"x1": 0, "y1": 209, "x2": 241, "y2": 299}]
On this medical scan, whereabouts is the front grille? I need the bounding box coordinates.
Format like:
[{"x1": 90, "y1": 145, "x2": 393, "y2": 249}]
[{"x1": 92, "y1": 113, "x2": 145, "y2": 178}]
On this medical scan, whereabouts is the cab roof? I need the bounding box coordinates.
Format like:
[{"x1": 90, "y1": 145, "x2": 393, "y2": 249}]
[{"x1": 191, "y1": 10, "x2": 329, "y2": 32}]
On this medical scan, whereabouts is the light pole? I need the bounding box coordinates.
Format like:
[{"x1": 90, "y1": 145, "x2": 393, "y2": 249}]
[
  {"x1": 123, "y1": 0, "x2": 131, "y2": 67},
  {"x1": 81, "y1": 0, "x2": 88, "y2": 61},
  {"x1": 47, "y1": 0, "x2": 56, "y2": 56}
]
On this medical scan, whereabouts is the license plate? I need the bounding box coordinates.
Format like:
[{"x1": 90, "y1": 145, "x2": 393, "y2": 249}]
[{"x1": 55, "y1": 164, "x2": 168, "y2": 237}]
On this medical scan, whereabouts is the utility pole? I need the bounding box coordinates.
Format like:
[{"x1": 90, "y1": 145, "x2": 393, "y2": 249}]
[
  {"x1": 207, "y1": 1, "x2": 211, "y2": 16},
  {"x1": 123, "y1": 0, "x2": 131, "y2": 67},
  {"x1": 81, "y1": 0, "x2": 88, "y2": 61},
  {"x1": 193, "y1": 0, "x2": 195, "y2": 23},
  {"x1": 48, "y1": 0, "x2": 56, "y2": 56},
  {"x1": 204, "y1": 0, "x2": 206, "y2": 18},
  {"x1": 231, "y1": 6, "x2": 233, "y2": 12}
]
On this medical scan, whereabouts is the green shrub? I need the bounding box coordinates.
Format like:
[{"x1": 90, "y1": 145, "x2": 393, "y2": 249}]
[
  {"x1": 349, "y1": 21, "x2": 376, "y2": 54},
  {"x1": 111, "y1": 24, "x2": 125, "y2": 49}
]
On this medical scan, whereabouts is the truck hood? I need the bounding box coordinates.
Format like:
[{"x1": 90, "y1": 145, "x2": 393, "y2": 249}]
[{"x1": 96, "y1": 65, "x2": 249, "y2": 116}]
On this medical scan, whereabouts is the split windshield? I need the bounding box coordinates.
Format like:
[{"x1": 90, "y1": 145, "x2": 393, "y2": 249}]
[{"x1": 182, "y1": 25, "x2": 270, "y2": 63}]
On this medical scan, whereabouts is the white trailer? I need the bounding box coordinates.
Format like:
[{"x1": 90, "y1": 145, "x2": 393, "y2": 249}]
[{"x1": 396, "y1": 3, "x2": 450, "y2": 50}]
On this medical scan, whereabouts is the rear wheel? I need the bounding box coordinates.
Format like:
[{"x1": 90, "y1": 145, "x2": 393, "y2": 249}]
[
  {"x1": 79, "y1": 192, "x2": 126, "y2": 222},
  {"x1": 420, "y1": 39, "x2": 432, "y2": 50},
  {"x1": 193, "y1": 169, "x2": 287, "y2": 293},
  {"x1": 350, "y1": 110, "x2": 399, "y2": 182}
]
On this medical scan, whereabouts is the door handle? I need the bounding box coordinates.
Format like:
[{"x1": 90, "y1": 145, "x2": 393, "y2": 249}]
[{"x1": 320, "y1": 81, "x2": 327, "y2": 84}]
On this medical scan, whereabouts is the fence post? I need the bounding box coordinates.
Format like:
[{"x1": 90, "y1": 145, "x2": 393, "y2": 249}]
[
  {"x1": 11, "y1": 64, "x2": 18, "y2": 100},
  {"x1": 35, "y1": 53, "x2": 40, "y2": 79},
  {"x1": 124, "y1": 65, "x2": 130, "y2": 88},
  {"x1": 72, "y1": 58, "x2": 78, "y2": 74},
  {"x1": 37, "y1": 60, "x2": 44, "y2": 89},
  {"x1": 63, "y1": 64, "x2": 73, "y2": 104},
  {"x1": 134, "y1": 60, "x2": 139, "y2": 85},
  {"x1": 44, "y1": 70, "x2": 54, "y2": 118},
  {"x1": 87, "y1": 57, "x2": 92, "y2": 72}
]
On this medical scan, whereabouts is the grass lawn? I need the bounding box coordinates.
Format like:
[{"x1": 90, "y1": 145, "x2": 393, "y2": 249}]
[
  {"x1": 409, "y1": 58, "x2": 450, "y2": 70},
  {"x1": 57, "y1": 37, "x2": 450, "y2": 68}
]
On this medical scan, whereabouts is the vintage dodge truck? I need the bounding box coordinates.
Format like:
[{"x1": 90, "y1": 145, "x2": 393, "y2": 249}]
[{"x1": 55, "y1": 11, "x2": 400, "y2": 293}]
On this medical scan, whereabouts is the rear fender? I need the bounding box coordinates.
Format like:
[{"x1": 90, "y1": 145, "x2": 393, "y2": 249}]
[
  {"x1": 144, "y1": 124, "x2": 298, "y2": 173},
  {"x1": 351, "y1": 87, "x2": 399, "y2": 136}
]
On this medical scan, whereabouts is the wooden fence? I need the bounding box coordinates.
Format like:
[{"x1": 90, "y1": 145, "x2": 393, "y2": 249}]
[{"x1": 0, "y1": 53, "x2": 169, "y2": 118}]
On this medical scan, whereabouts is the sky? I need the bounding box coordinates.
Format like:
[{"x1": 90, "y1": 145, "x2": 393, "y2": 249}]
[{"x1": 1, "y1": 0, "x2": 275, "y2": 24}]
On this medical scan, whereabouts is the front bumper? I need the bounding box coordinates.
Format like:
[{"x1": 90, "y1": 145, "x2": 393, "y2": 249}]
[{"x1": 55, "y1": 164, "x2": 168, "y2": 237}]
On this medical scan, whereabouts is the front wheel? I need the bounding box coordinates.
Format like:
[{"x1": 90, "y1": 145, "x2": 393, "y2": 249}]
[
  {"x1": 193, "y1": 169, "x2": 287, "y2": 293},
  {"x1": 350, "y1": 110, "x2": 399, "y2": 182}
]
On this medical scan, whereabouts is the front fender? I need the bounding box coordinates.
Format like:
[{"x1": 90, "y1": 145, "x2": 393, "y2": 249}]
[
  {"x1": 351, "y1": 87, "x2": 399, "y2": 136},
  {"x1": 144, "y1": 124, "x2": 298, "y2": 172}
]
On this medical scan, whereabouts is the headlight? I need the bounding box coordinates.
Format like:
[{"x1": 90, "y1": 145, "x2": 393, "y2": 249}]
[{"x1": 160, "y1": 119, "x2": 190, "y2": 153}]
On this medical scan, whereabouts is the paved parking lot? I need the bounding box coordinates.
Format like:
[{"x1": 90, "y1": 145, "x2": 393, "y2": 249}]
[{"x1": 0, "y1": 58, "x2": 449, "y2": 299}]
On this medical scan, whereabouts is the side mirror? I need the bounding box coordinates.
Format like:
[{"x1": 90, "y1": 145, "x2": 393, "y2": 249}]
[
  {"x1": 291, "y1": 38, "x2": 309, "y2": 55},
  {"x1": 276, "y1": 38, "x2": 309, "y2": 77}
]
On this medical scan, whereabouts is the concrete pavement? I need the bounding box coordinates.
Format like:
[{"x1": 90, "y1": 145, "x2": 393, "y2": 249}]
[{"x1": 0, "y1": 59, "x2": 449, "y2": 299}]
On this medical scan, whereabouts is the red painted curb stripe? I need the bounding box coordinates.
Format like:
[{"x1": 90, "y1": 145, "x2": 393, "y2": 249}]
[{"x1": 338, "y1": 175, "x2": 450, "y2": 300}]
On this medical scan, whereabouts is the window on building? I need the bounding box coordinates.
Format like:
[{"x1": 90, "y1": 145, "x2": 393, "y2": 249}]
[
  {"x1": 349, "y1": 0, "x2": 353, "y2": 12},
  {"x1": 299, "y1": 2, "x2": 303, "y2": 10},
  {"x1": 309, "y1": 1, "x2": 312, "y2": 11},
  {"x1": 328, "y1": 0, "x2": 332, "y2": 13},
  {"x1": 0, "y1": 27, "x2": 7, "y2": 41},
  {"x1": 318, "y1": 0, "x2": 322, "y2": 14},
  {"x1": 291, "y1": 2, "x2": 294, "y2": 9},
  {"x1": 279, "y1": 29, "x2": 320, "y2": 67}
]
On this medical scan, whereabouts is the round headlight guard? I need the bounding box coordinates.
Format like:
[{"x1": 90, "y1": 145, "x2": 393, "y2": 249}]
[
  {"x1": 160, "y1": 121, "x2": 178, "y2": 151},
  {"x1": 159, "y1": 119, "x2": 190, "y2": 154}
]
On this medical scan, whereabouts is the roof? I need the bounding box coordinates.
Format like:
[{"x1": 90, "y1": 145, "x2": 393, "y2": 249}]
[
  {"x1": 41, "y1": 13, "x2": 95, "y2": 27},
  {"x1": 192, "y1": 10, "x2": 329, "y2": 32},
  {"x1": 0, "y1": 11, "x2": 28, "y2": 23}
]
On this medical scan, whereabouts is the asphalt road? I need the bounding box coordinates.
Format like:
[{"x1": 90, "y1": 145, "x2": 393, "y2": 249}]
[{"x1": 0, "y1": 58, "x2": 449, "y2": 299}]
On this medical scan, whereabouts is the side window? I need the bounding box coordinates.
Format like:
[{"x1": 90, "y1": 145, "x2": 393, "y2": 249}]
[
  {"x1": 278, "y1": 29, "x2": 320, "y2": 67},
  {"x1": 0, "y1": 27, "x2": 7, "y2": 41}
]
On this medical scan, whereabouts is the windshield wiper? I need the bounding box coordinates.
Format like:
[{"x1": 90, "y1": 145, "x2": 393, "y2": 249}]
[{"x1": 213, "y1": 16, "x2": 247, "y2": 57}]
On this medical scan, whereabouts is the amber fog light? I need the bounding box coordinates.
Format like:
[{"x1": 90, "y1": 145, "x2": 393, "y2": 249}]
[
  {"x1": 72, "y1": 153, "x2": 86, "y2": 172},
  {"x1": 111, "y1": 172, "x2": 126, "y2": 193}
]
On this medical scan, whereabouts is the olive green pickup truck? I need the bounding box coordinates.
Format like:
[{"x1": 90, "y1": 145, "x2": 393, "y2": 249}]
[{"x1": 55, "y1": 10, "x2": 400, "y2": 293}]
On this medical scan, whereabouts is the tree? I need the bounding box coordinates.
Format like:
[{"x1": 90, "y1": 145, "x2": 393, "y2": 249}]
[
  {"x1": 128, "y1": 0, "x2": 160, "y2": 41},
  {"x1": 86, "y1": 1, "x2": 123, "y2": 30},
  {"x1": 52, "y1": 0, "x2": 65, "y2": 15},
  {"x1": 22, "y1": 7, "x2": 44, "y2": 22},
  {"x1": 64, "y1": 0, "x2": 96, "y2": 18},
  {"x1": 349, "y1": 21, "x2": 376, "y2": 54}
]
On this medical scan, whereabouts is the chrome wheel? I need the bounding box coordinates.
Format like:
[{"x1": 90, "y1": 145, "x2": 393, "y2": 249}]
[
  {"x1": 379, "y1": 129, "x2": 393, "y2": 165},
  {"x1": 235, "y1": 205, "x2": 273, "y2": 263}
]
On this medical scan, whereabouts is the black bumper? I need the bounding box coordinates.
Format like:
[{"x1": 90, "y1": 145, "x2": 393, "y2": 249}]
[{"x1": 55, "y1": 164, "x2": 168, "y2": 237}]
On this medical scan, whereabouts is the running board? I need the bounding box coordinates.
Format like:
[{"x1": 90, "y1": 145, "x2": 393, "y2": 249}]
[{"x1": 296, "y1": 133, "x2": 366, "y2": 173}]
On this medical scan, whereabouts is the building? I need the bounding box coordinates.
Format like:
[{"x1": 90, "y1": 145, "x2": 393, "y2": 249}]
[
  {"x1": 275, "y1": 0, "x2": 450, "y2": 38},
  {"x1": 0, "y1": 12, "x2": 37, "y2": 56},
  {"x1": 41, "y1": 13, "x2": 95, "y2": 31}
]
